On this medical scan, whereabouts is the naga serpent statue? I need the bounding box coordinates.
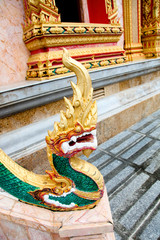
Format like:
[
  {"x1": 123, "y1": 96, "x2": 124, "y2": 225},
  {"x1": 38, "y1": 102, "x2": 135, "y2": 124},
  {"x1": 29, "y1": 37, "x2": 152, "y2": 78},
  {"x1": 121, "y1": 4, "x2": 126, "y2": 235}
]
[{"x1": 0, "y1": 49, "x2": 104, "y2": 211}]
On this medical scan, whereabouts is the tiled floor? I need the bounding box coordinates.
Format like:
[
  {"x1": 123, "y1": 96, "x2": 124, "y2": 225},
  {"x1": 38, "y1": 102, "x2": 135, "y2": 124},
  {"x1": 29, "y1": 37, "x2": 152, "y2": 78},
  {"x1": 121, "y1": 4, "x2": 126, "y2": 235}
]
[{"x1": 82, "y1": 109, "x2": 160, "y2": 240}]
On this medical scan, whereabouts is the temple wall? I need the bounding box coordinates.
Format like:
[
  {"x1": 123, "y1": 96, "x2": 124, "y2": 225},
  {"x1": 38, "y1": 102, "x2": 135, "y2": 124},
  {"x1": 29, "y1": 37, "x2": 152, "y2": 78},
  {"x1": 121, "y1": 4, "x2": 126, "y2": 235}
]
[
  {"x1": 117, "y1": 0, "x2": 124, "y2": 47},
  {"x1": 1, "y1": 69, "x2": 160, "y2": 135},
  {"x1": 0, "y1": 0, "x2": 29, "y2": 87}
]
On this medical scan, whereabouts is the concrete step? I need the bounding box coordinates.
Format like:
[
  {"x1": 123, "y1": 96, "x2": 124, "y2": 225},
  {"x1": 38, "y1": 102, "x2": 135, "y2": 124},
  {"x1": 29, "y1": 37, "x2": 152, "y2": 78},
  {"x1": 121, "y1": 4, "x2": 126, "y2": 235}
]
[{"x1": 82, "y1": 109, "x2": 160, "y2": 240}]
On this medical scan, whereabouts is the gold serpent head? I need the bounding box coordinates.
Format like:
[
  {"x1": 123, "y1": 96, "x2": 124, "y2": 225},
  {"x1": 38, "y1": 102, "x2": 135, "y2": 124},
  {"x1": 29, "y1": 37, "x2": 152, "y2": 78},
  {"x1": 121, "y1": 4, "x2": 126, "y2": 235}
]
[{"x1": 46, "y1": 49, "x2": 97, "y2": 158}]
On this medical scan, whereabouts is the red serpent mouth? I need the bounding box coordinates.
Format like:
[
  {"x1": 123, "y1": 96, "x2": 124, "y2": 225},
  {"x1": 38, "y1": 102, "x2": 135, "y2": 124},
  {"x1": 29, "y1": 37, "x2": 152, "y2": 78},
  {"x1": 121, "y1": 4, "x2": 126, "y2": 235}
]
[
  {"x1": 61, "y1": 129, "x2": 97, "y2": 155},
  {"x1": 69, "y1": 134, "x2": 94, "y2": 146}
]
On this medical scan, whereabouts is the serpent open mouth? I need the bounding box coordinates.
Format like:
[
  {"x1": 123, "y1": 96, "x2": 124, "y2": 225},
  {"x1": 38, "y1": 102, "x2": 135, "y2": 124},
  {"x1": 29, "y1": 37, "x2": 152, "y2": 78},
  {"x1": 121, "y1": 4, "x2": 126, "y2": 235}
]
[{"x1": 61, "y1": 129, "x2": 97, "y2": 154}]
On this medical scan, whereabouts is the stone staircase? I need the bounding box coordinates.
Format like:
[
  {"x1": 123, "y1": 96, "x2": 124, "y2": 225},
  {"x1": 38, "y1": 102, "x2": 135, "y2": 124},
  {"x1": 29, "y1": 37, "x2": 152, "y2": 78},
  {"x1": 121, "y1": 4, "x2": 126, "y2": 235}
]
[{"x1": 82, "y1": 109, "x2": 160, "y2": 239}]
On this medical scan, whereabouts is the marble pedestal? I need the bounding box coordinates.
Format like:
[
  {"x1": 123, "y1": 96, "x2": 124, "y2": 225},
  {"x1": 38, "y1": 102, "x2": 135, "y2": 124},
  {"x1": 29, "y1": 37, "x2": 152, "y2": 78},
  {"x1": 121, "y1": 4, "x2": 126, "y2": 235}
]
[{"x1": 0, "y1": 188, "x2": 115, "y2": 240}]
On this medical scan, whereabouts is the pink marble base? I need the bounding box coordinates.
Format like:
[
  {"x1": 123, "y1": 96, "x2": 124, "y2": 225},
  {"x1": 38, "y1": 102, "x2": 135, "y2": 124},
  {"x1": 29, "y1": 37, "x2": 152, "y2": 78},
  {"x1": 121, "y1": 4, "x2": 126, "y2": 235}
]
[{"x1": 0, "y1": 188, "x2": 115, "y2": 240}]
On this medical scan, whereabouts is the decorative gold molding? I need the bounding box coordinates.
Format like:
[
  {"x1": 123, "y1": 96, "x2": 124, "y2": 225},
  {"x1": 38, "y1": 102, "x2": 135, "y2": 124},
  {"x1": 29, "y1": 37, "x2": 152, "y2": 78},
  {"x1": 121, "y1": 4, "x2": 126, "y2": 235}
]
[
  {"x1": 23, "y1": 23, "x2": 123, "y2": 51},
  {"x1": 25, "y1": 35, "x2": 123, "y2": 51},
  {"x1": 28, "y1": 46, "x2": 124, "y2": 62},
  {"x1": 123, "y1": 0, "x2": 132, "y2": 47},
  {"x1": 26, "y1": 55, "x2": 127, "y2": 81},
  {"x1": 123, "y1": 0, "x2": 145, "y2": 61},
  {"x1": 137, "y1": 0, "x2": 142, "y2": 43},
  {"x1": 23, "y1": 22, "x2": 122, "y2": 34}
]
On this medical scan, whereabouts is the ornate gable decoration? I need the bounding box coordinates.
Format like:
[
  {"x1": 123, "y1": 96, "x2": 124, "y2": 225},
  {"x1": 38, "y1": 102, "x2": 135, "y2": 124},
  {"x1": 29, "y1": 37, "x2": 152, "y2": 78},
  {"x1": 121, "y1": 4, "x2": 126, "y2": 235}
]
[{"x1": 23, "y1": 0, "x2": 61, "y2": 27}]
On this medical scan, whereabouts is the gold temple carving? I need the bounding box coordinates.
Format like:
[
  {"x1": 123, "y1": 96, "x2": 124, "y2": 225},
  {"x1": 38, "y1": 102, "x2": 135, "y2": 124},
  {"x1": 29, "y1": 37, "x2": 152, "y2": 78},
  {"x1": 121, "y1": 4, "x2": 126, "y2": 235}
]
[
  {"x1": 105, "y1": 0, "x2": 118, "y2": 24},
  {"x1": 141, "y1": 0, "x2": 160, "y2": 58},
  {"x1": 22, "y1": 0, "x2": 160, "y2": 81},
  {"x1": 122, "y1": 0, "x2": 145, "y2": 61},
  {"x1": 122, "y1": 0, "x2": 160, "y2": 60},
  {"x1": 22, "y1": 0, "x2": 126, "y2": 81},
  {"x1": 23, "y1": 0, "x2": 60, "y2": 25}
]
